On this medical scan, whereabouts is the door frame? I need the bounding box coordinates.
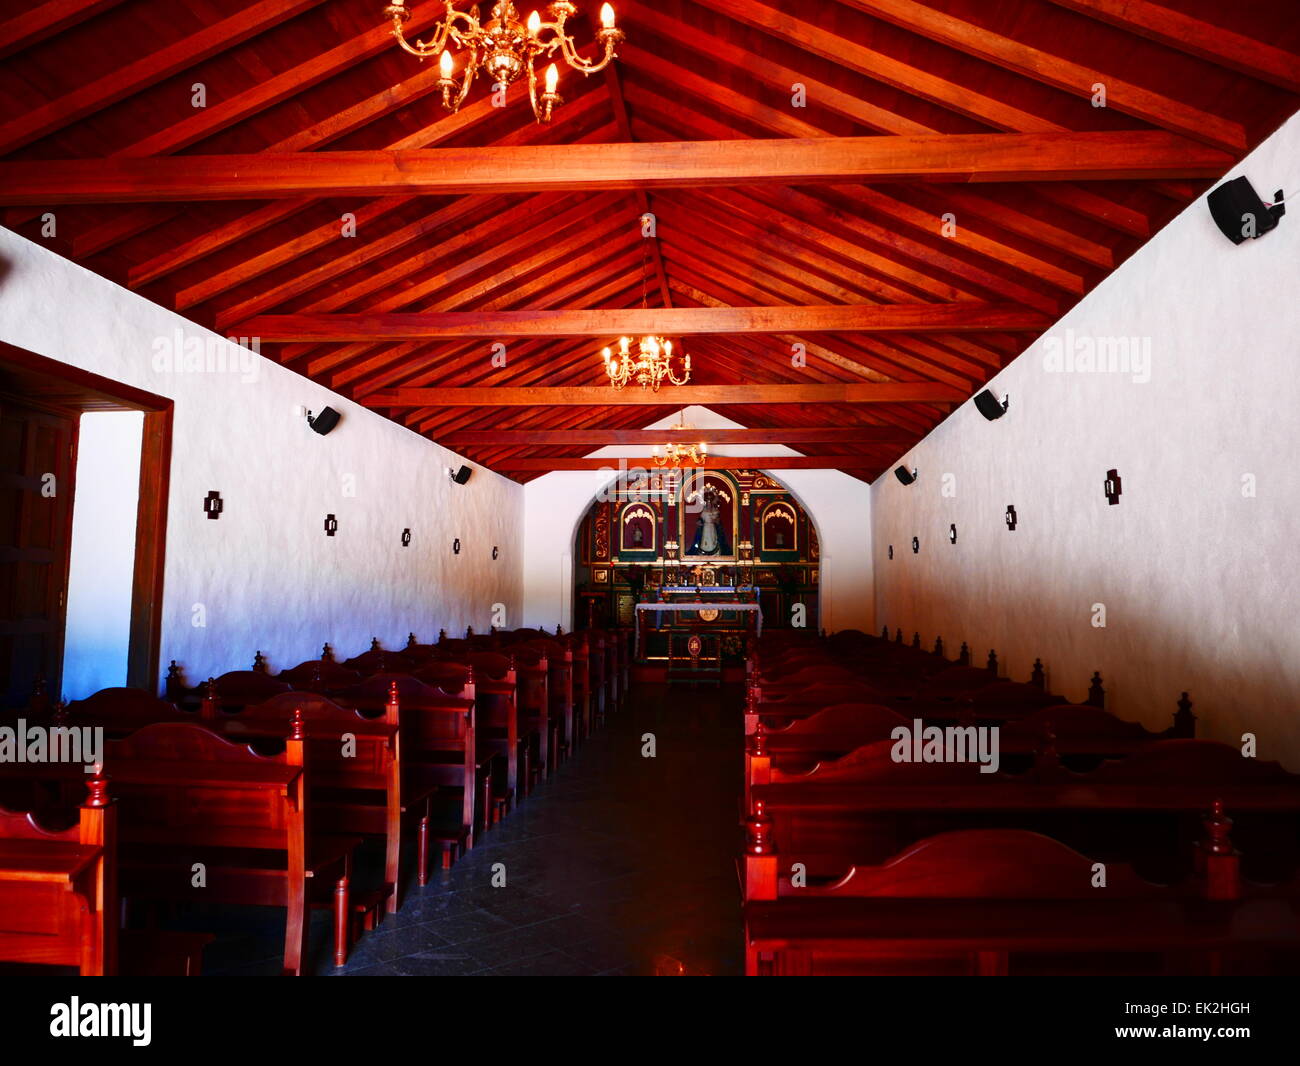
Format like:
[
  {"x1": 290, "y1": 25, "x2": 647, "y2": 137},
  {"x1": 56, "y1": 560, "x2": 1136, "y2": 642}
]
[{"x1": 0, "y1": 341, "x2": 172, "y2": 694}]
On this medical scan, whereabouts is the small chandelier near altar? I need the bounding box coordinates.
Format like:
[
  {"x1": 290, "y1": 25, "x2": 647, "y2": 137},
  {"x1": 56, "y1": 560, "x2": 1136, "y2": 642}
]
[
  {"x1": 602, "y1": 334, "x2": 690, "y2": 392},
  {"x1": 651, "y1": 418, "x2": 707, "y2": 468},
  {"x1": 383, "y1": 1, "x2": 624, "y2": 124}
]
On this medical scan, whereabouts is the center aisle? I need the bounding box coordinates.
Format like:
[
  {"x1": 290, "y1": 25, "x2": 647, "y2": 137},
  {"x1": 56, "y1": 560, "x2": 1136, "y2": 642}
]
[{"x1": 337, "y1": 683, "x2": 745, "y2": 976}]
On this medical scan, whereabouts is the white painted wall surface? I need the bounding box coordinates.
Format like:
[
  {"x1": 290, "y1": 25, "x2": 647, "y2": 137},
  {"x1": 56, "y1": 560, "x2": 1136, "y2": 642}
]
[
  {"x1": 872, "y1": 114, "x2": 1300, "y2": 764},
  {"x1": 63, "y1": 411, "x2": 143, "y2": 699},
  {"x1": 521, "y1": 405, "x2": 874, "y2": 634},
  {"x1": 0, "y1": 229, "x2": 523, "y2": 690}
]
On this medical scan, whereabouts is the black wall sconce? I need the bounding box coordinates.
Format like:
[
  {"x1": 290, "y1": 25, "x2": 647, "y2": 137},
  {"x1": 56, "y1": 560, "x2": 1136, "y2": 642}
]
[
  {"x1": 452, "y1": 538, "x2": 461, "y2": 555},
  {"x1": 1005, "y1": 506, "x2": 1018, "y2": 531},
  {"x1": 491, "y1": 546, "x2": 499, "y2": 560},
  {"x1": 401, "y1": 528, "x2": 411, "y2": 547},
  {"x1": 324, "y1": 514, "x2": 338, "y2": 537},
  {"x1": 887, "y1": 544, "x2": 893, "y2": 560},
  {"x1": 973, "y1": 389, "x2": 1009, "y2": 421},
  {"x1": 1207, "y1": 175, "x2": 1285, "y2": 244},
  {"x1": 912, "y1": 536, "x2": 920, "y2": 554},
  {"x1": 203, "y1": 491, "x2": 223, "y2": 520},
  {"x1": 948, "y1": 524, "x2": 957, "y2": 544},
  {"x1": 1104, "y1": 469, "x2": 1123, "y2": 505},
  {"x1": 895, "y1": 466, "x2": 918, "y2": 486},
  {"x1": 307, "y1": 406, "x2": 341, "y2": 435}
]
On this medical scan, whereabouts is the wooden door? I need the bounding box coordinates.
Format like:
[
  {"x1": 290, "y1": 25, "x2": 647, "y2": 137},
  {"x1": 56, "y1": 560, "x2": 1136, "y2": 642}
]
[{"x1": 0, "y1": 396, "x2": 77, "y2": 708}]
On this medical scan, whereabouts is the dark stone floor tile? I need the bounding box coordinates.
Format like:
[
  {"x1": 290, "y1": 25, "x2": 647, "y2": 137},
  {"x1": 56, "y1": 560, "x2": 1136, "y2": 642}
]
[{"x1": 197, "y1": 686, "x2": 745, "y2": 976}]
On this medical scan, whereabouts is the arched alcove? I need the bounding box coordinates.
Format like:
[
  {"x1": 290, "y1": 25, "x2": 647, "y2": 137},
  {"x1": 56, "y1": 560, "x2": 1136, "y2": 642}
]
[{"x1": 569, "y1": 467, "x2": 822, "y2": 662}]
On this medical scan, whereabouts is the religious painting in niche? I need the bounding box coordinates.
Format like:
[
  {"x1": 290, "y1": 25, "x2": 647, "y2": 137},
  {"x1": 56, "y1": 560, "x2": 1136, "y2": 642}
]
[
  {"x1": 618, "y1": 501, "x2": 657, "y2": 560},
  {"x1": 681, "y1": 473, "x2": 737, "y2": 560},
  {"x1": 759, "y1": 499, "x2": 798, "y2": 560},
  {"x1": 592, "y1": 506, "x2": 610, "y2": 561}
]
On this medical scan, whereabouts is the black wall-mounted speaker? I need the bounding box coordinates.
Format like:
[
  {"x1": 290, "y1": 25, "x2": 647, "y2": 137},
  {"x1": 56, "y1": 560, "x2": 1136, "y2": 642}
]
[
  {"x1": 973, "y1": 389, "x2": 1008, "y2": 421},
  {"x1": 450, "y1": 465, "x2": 473, "y2": 485},
  {"x1": 307, "y1": 406, "x2": 341, "y2": 435},
  {"x1": 894, "y1": 465, "x2": 916, "y2": 486},
  {"x1": 1207, "y1": 176, "x2": 1285, "y2": 244}
]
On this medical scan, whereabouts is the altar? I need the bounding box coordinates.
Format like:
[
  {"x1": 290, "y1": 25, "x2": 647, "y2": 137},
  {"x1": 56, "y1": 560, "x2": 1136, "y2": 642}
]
[{"x1": 633, "y1": 591, "x2": 763, "y2": 661}]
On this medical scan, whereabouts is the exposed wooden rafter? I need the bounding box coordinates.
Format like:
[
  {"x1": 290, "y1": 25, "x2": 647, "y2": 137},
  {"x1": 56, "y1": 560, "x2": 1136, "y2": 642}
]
[
  {"x1": 0, "y1": 132, "x2": 1234, "y2": 205},
  {"x1": 367, "y1": 383, "x2": 965, "y2": 407}
]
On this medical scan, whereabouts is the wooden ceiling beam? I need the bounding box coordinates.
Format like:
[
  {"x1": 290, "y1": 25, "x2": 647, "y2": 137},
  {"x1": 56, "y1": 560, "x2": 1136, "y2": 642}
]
[
  {"x1": 214, "y1": 187, "x2": 622, "y2": 332},
  {"x1": 242, "y1": 303, "x2": 1051, "y2": 343},
  {"x1": 332, "y1": 242, "x2": 646, "y2": 392},
  {"x1": 621, "y1": 8, "x2": 1153, "y2": 245},
  {"x1": 687, "y1": 0, "x2": 1195, "y2": 201},
  {"x1": 369, "y1": 383, "x2": 965, "y2": 407},
  {"x1": 659, "y1": 259, "x2": 980, "y2": 395},
  {"x1": 491, "y1": 456, "x2": 887, "y2": 470},
  {"x1": 689, "y1": 185, "x2": 1064, "y2": 312},
  {"x1": 0, "y1": 0, "x2": 127, "y2": 61},
  {"x1": 437, "y1": 427, "x2": 916, "y2": 446},
  {"x1": 338, "y1": 241, "x2": 646, "y2": 394},
  {"x1": 1045, "y1": 0, "x2": 1300, "y2": 94},
  {"x1": 628, "y1": 92, "x2": 1134, "y2": 266},
  {"x1": 0, "y1": 0, "x2": 328, "y2": 156},
  {"x1": 125, "y1": 78, "x2": 612, "y2": 286},
  {"x1": 840, "y1": 0, "x2": 1246, "y2": 151},
  {"x1": 0, "y1": 132, "x2": 1234, "y2": 205},
  {"x1": 604, "y1": 63, "x2": 672, "y2": 310}
]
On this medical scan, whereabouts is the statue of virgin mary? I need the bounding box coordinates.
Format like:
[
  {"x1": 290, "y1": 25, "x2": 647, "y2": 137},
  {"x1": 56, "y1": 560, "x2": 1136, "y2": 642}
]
[{"x1": 686, "y1": 485, "x2": 730, "y2": 556}]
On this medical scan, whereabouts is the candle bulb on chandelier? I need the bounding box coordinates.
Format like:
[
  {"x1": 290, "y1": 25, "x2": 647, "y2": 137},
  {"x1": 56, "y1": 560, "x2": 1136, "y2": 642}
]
[
  {"x1": 600, "y1": 3, "x2": 616, "y2": 29},
  {"x1": 527, "y1": 10, "x2": 540, "y2": 35},
  {"x1": 439, "y1": 49, "x2": 453, "y2": 78},
  {"x1": 545, "y1": 63, "x2": 559, "y2": 94}
]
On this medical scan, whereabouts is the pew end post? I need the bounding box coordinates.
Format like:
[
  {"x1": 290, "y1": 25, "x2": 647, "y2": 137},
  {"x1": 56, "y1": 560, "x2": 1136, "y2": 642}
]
[
  {"x1": 1197, "y1": 800, "x2": 1241, "y2": 902},
  {"x1": 80, "y1": 774, "x2": 118, "y2": 977}
]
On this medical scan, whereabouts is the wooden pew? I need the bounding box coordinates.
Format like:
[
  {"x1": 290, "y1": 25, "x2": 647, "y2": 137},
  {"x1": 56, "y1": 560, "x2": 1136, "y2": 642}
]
[
  {"x1": 743, "y1": 821, "x2": 1300, "y2": 976},
  {"x1": 102, "y1": 720, "x2": 357, "y2": 976},
  {"x1": 333, "y1": 674, "x2": 479, "y2": 873},
  {"x1": 566, "y1": 635, "x2": 593, "y2": 747},
  {"x1": 0, "y1": 777, "x2": 115, "y2": 975},
  {"x1": 276, "y1": 656, "x2": 361, "y2": 694},
  {"x1": 748, "y1": 738, "x2": 1300, "y2": 886},
  {"x1": 462, "y1": 652, "x2": 524, "y2": 810},
  {"x1": 63, "y1": 687, "x2": 200, "y2": 734},
  {"x1": 209, "y1": 690, "x2": 410, "y2": 922},
  {"x1": 509, "y1": 647, "x2": 551, "y2": 788},
  {"x1": 518, "y1": 638, "x2": 574, "y2": 771}
]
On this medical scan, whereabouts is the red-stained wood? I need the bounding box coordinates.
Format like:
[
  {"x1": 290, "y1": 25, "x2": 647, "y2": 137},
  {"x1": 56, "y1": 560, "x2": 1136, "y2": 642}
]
[
  {"x1": 367, "y1": 382, "x2": 965, "y2": 407},
  {"x1": 842, "y1": 0, "x2": 1246, "y2": 151},
  {"x1": 0, "y1": 133, "x2": 1235, "y2": 206},
  {"x1": 1047, "y1": 0, "x2": 1300, "y2": 93},
  {"x1": 243, "y1": 303, "x2": 1052, "y2": 342},
  {"x1": 0, "y1": 0, "x2": 126, "y2": 61},
  {"x1": 0, "y1": 0, "x2": 328, "y2": 156}
]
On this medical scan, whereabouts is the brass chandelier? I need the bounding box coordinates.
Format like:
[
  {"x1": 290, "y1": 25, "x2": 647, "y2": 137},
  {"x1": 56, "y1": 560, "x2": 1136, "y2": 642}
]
[
  {"x1": 602, "y1": 334, "x2": 690, "y2": 392},
  {"x1": 383, "y1": 1, "x2": 624, "y2": 124},
  {"x1": 651, "y1": 417, "x2": 708, "y2": 468}
]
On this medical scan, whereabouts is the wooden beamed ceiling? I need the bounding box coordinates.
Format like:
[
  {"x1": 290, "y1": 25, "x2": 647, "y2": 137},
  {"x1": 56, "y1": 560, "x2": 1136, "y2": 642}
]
[{"x1": 1, "y1": 0, "x2": 1296, "y2": 484}]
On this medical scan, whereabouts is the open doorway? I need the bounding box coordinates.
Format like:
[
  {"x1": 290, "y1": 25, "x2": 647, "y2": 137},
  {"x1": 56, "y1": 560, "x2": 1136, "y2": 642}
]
[{"x1": 0, "y1": 342, "x2": 171, "y2": 707}]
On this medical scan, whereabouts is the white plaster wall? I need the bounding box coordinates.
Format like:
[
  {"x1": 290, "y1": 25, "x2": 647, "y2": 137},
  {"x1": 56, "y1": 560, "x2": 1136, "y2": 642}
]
[
  {"x1": 0, "y1": 229, "x2": 523, "y2": 691},
  {"x1": 521, "y1": 405, "x2": 874, "y2": 634},
  {"x1": 63, "y1": 411, "x2": 143, "y2": 699},
  {"x1": 872, "y1": 113, "x2": 1300, "y2": 764}
]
